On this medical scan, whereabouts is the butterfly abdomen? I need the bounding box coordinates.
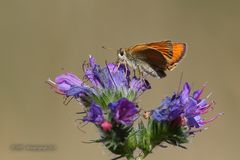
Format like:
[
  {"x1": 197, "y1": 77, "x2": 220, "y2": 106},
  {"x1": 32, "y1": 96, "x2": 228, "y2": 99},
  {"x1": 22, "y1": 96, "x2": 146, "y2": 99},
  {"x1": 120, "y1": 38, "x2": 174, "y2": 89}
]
[{"x1": 156, "y1": 70, "x2": 166, "y2": 78}]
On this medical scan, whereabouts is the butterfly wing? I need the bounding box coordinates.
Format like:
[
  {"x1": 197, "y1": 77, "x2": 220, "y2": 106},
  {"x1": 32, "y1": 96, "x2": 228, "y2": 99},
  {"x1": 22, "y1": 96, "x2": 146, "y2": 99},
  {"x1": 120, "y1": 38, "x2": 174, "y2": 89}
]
[
  {"x1": 146, "y1": 40, "x2": 173, "y2": 60},
  {"x1": 145, "y1": 41, "x2": 186, "y2": 70},
  {"x1": 127, "y1": 44, "x2": 168, "y2": 78},
  {"x1": 127, "y1": 41, "x2": 186, "y2": 77},
  {"x1": 167, "y1": 43, "x2": 186, "y2": 70}
]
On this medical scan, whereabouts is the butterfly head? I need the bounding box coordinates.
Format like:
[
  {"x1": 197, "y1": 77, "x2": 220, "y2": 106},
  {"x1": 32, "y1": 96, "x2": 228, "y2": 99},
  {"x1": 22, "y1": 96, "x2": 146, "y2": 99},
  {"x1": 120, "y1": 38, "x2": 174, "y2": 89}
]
[{"x1": 117, "y1": 48, "x2": 127, "y2": 62}]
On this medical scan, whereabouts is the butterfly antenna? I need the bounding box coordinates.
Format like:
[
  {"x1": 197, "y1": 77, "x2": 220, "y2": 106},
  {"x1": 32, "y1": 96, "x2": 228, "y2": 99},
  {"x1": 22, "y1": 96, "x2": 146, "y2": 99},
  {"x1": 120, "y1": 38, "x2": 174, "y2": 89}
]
[
  {"x1": 102, "y1": 46, "x2": 120, "y2": 65},
  {"x1": 177, "y1": 71, "x2": 184, "y2": 95},
  {"x1": 102, "y1": 46, "x2": 116, "y2": 54}
]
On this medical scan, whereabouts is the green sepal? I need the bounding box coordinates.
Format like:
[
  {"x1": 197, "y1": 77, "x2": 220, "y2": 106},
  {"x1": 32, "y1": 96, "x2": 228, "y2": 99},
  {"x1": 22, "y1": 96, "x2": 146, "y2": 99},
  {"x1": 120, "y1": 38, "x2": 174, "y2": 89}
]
[
  {"x1": 147, "y1": 119, "x2": 188, "y2": 148},
  {"x1": 99, "y1": 123, "x2": 137, "y2": 158},
  {"x1": 78, "y1": 91, "x2": 95, "y2": 108},
  {"x1": 91, "y1": 89, "x2": 137, "y2": 111},
  {"x1": 165, "y1": 122, "x2": 189, "y2": 145},
  {"x1": 137, "y1": 121, "x2": 152, "y2": 154}
]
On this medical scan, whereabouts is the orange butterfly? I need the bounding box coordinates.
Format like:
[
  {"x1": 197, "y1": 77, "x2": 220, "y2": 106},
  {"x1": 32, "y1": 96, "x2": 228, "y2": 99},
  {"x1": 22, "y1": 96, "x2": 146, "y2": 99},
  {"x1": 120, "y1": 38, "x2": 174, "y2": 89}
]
[{"x1": 117, "y1": 40, "x2": 186, "y2": 78}]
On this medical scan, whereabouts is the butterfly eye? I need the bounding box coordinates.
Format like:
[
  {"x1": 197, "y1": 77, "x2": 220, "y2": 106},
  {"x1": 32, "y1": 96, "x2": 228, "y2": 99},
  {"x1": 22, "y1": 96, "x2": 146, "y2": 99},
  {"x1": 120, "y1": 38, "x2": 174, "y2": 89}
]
[
  {"x1": 118, "y1": 49, "x2": 124, "y2": 57},
  {"x1": 120, "y1": 51, "x2": 124, "y2": 56}
]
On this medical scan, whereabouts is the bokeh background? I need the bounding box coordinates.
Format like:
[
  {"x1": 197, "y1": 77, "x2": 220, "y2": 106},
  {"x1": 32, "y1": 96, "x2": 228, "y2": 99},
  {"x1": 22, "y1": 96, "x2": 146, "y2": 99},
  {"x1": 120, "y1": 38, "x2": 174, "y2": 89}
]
[{"x1": 1, "y1": 0, "x2": 240, "y2": 160}]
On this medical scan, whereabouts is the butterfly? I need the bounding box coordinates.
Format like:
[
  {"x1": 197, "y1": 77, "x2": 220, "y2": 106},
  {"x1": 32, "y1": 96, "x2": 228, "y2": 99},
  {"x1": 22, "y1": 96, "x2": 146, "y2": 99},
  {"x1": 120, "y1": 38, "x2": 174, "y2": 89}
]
[{"x1": 117, "y1": 40, "x2": 186, "y2": 78}]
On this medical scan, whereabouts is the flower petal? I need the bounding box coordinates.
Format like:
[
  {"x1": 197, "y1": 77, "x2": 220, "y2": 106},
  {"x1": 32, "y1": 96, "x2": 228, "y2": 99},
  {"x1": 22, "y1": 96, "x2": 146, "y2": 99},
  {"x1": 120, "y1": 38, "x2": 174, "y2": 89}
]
[
  {"x1": 109, "y1": 98, "x2": 138, "y2": 125},
  {"x1": 180, "y1": 82, "x2": 191, "y2": 104},
  {"x1": 55, "y1": 73, "x2": 83, "y2": 93},
  {"x1": 83, "y1": 103, "x2": 104, "y2": 125}
]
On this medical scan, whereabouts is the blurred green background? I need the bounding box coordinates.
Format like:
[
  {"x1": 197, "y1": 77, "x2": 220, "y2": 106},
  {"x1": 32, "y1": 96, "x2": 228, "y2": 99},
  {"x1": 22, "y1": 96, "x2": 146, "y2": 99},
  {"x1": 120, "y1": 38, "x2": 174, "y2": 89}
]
[{"x1": 0, "y1": 0, "x2": 239, "y2": 160}]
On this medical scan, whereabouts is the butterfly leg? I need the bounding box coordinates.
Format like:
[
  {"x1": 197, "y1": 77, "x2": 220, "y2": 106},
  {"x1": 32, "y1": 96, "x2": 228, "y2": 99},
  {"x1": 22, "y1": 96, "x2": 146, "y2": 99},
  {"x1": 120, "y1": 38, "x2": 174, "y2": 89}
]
[
  {"x1": 137, "y1": 66, "x2": 143, "y2": 78},
  {"x1": 120, "y1": 60, "x2": 129, "y2": 78},
  {"x1": 138, "y1": 67, "x2": 149, "y2": 81},
  {"x1": 112, "y1": 60, "x2": 121, "y2": 73},
  {"x1": 136, "y1": 66, "x2": 147, "y2": 87},
  {"x1": 167, "y1": 64, "x2": 177, "y2": 71},
  {"x1": 133, "y1": 69, "x2": 136, "y2": 77},
  {"x1": 114, "y1": 60, "x2": 129, "y2": 78}
]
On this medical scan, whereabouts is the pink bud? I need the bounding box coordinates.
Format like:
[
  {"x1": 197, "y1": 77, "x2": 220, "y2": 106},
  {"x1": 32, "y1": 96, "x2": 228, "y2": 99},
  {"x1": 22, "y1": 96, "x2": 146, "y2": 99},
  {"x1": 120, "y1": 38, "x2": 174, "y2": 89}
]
[{"x1": 101, "y1": 121, "x2": 112, "y2": 132}]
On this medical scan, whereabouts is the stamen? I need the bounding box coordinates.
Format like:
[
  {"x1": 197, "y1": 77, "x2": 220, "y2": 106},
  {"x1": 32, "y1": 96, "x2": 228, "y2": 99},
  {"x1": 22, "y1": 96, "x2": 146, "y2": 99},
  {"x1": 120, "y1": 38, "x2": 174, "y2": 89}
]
[
  {"x1": 199, "y1": 112, "x2": 224, "y2": 125},
  {"x1": 82, "y1": 60, "x2": 86, "y2": 72},
  {"x1": 63, "y1": 96, "x2": 74, "y2": 105},
  {"x1": 206, "y1": 92, "x2": 212, "y2": 99},
  {"x1": 74, "y1": 119, "x2": 87, "y2": 133},
  {"x1": 76, "y1": 111, "x2": 87, "y2": 114},
  {"x1": 46, "y1": 78, "x2": 56, "y2": 86},
  {"x1": 189, "y1": 127, "x2": 208, "y2": 135},
  {"x1": 45, "y1": 79, "x2": 65, "y2": 95},
  {"x1": 82, "y1": 74, "x2": 91, "y2": 85},
  {"x1": 105, "y1": 61, "x2": 117, "y2": 88},
  {"x1": 177, "y1": 72, "x2": 184, "y2": 96},
  {"x1": 196, "y1": 101, "x2": 215, "y2": 115}
]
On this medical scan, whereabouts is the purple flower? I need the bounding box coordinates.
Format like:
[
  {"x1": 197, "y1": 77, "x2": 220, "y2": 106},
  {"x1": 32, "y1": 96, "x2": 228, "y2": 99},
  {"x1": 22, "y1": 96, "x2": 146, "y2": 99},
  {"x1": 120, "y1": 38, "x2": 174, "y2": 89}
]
[
  {"x1": 84, "y1": 56, "x2": 129, "y2": 89},
  {"x1": 83, "y1": 55, "x2": 151, "y2": 96},
  {"x1": 109, "y1": 98, "x2": 139, "y2": 125},
  {"x1": 83, "y1": 103, "x2": 104, "y2": 125},
  {"x1": 89, "y1": 55, "x2": 96, "y2": 68},
  {"x1": 48, "y1": 55, "x2": 151, "y2": 109},
  {"x1": 151, "y1": 108, "x2": 169, "y2": 121},
  {"x1": 130, "y1": 76, "x2": 151, "y2": 93},
  {"x1": 151, "y1": 82, "x2": 222, "y2": 128},
  {"x1": 55, "y1": 73, "x2": 83, "y2": 92},
  {"x1": 107, "y1": 63, "x2": 130, "y2": 88},
  {"x1": 66, "y1": 86, "x2": 94, "y2": 98},
  {"x1": 48, "y1": 72, "x2": 96, "y2": 99},
  {"x1": 84, "y1": 56, "x2": 103, "y2": 87},
  {"x1": 152, "y1": 94, "x2": 183, "y2": 121}
]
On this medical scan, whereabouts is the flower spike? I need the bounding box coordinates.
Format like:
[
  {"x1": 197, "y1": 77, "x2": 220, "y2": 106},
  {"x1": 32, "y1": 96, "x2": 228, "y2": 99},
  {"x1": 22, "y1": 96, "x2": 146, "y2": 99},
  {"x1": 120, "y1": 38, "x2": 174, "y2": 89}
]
[{"x1": 47, "y1": 55, "x2": 222, "y2": 160}]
